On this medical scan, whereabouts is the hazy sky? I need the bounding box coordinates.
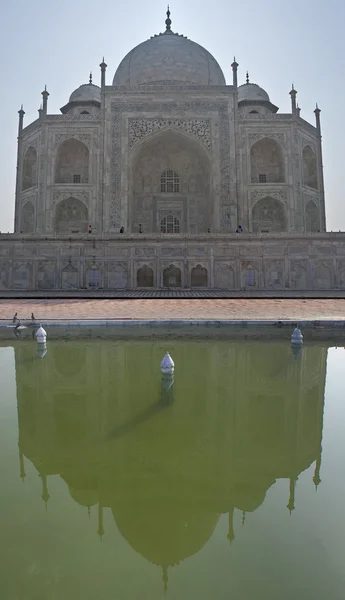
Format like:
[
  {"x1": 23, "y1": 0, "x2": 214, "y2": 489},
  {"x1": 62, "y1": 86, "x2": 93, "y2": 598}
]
[{"x1": 0, "y1": 0, "x2": 343, "y2": 232}]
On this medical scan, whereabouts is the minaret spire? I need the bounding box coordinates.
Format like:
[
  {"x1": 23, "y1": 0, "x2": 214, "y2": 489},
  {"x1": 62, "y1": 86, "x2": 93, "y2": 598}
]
[
  {"x1": 290, "y1": 83, "x2": 297, "y2": 114},
  {"x1": 231, "y1": 57, "x2": 239, "y2": 88},
  {"x1": 165, "y1": 5, "x2": 172, "y2": 32}
]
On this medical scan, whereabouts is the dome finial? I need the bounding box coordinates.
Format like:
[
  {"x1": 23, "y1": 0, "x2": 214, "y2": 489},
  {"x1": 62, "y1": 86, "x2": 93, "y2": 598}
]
[
  {"x1": 89, "y1": 71, "x2": 92, "y2": 85},
  {"x1": 165, "y1": 5, "x2": 172, "y2": 32},
  {"x1": 246, "y1": 71, "x2": 250, "y2": 84}
]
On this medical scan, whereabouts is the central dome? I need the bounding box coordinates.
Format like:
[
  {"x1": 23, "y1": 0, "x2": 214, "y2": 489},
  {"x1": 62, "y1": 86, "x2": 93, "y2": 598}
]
[{"x1": 113, "y1": 21, "x2": 225, "y2": 87}]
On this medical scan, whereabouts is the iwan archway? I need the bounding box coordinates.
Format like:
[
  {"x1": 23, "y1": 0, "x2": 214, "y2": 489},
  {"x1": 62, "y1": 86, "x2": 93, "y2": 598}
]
[{"x1": 129, "y1": 130, "x2": 211, "y2": 234}]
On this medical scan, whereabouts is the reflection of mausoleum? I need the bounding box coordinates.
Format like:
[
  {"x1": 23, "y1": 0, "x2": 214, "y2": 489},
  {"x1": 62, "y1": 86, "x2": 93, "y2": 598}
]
[
  {"x1": 15, "y1": 340, "x2": 326, "y2": 577},
  {"x1": 1, "y1": 10, "x2": 344, "y2": 291}
]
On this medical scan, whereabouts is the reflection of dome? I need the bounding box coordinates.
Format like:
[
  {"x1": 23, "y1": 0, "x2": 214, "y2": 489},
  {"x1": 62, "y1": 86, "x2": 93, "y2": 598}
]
[
  {"x1": 69, "y1": 83, "x2": 101, "y2": 104},
  {"x1": 238, "y1": 82, "x2": 270, "y2": 103},
  {"x1": 112, "y1": 501, "x2": 219, "y2": 566},
  {"x1": 113, "y1": 13, "x2": 225, "y2": 86},
  {"x1": 232, "y1": 483, "x2": 272, "y2": 513},
  {"x1": 68, "y1": 486, "x2": 98, "y2": 507}
]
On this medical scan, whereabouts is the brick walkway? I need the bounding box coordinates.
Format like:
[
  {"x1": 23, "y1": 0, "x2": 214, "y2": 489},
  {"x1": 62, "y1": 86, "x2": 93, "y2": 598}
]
[{"x1": 1, "y1": 298, "x2": 345, "y2": 321}]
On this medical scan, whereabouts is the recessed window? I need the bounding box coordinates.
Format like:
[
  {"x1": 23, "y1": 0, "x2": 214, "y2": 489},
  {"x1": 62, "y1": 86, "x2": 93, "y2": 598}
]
[
  {"x1": 73, "y1": 174, "x2": 81, "y2": 184},
  {"x1": 249, "y1": 110, "x2": 259, "y2": 114},
  {"x1": 80, "y1": 111, "x2": 90, "y2": 115},
  {"x1": 160, "y1": 170, "x2": 180, "y2": 193},
  {"x1": 259, "y1": 173, "x2": 267, "y2": 183},
  {"x1": 161, "y1": 214, "x2": 180, "y2": 234}
]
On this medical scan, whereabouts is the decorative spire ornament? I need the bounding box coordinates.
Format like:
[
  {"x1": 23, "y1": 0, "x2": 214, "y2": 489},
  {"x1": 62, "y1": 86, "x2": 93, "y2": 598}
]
[
  {"x1": 246, "y1": 71, "x2": 250, "y2": 84},
  {"x1": 165, "y1": 5, "x2": 172, "y2": 32},
  {"x1": 89, "y1": 71, "x2": 92, "y2": 84}
]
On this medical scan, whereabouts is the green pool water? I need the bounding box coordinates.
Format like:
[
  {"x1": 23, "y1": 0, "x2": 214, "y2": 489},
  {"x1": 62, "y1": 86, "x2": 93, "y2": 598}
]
[{"x1": 1, "y1": 337, "x2": 345, "y2": 600}]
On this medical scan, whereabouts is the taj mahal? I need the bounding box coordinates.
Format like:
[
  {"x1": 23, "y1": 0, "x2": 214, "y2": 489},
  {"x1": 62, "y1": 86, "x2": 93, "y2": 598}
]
[{"x1": 1, "y1": 9, "x2": 344, "y2": 292}]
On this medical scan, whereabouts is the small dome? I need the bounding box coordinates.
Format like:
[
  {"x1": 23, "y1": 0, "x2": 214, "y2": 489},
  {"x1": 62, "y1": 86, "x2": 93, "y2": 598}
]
[
  {"x1": 69, "y1": 83, "x2": 101, "y2": 104},
  {"x1": 238, "y1": 82, "x2": 270, "y2": 103},
  {"x1": 113, "y1": 31, "x2": 225, "y2": 87}
]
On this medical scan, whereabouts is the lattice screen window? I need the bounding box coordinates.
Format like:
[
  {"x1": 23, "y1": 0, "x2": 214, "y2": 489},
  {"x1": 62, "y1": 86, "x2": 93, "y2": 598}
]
[
  {"x1": 73, "y1": 174, "x2": 81, "y2": 184},
  {"x1": 259, "y1": 173, "x2": 267, "y2": 183},
  {"x1": 161, "y1": 214, "x2": 180, "y2": 234},
  {"x1": 160, "y1": 170, "x2": 180, "y2": 193}
]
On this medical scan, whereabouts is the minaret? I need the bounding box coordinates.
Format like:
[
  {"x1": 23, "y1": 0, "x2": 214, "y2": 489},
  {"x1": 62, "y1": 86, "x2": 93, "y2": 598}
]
[
  {"x1": 227, "y1": 507, "x2": 235, "y2": 544},
  {"x1": 41, "y1": 85, "x2": 49, "y2": 116},
  {"x1": 231, "y1": 57, "x2": 239, "y2": 88},
  {"x1": 100, "y1": 57, "x2": 107, "y2": 233},
  {"x1": 289, "y1": 84, "x2": 297, "y2": 114},
  {"x1": 100, "y1": 57, "x2": 107, "y2": 90},
  {"x1": 97, "y1": 503, "x2": 104, "y2": 540},
  {"x1": 287, "y1": 477, "x2": 297, "y2": 514},
  {"x1": 313, "y1": 453, "x2": 322, "y2": 490},
  {"x1": 14, "y1": 106, "x2": 25, "y2": 232},
  {"x1": 40, "y1": 473, "x2": 50, "y2": 509},
  {"x1": 314, "y1": 104, "x2": 326, "y2": 231},
  {"x1": 19, "y1": 445, "x2": 26, "y2": 481}
]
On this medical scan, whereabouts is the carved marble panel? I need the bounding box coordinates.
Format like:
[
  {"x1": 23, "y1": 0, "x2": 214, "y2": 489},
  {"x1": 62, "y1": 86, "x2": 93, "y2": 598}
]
[
  {"x1": 54, "y1": 133, "x2": 91, "y2": 149},
  {"x1": 107, "y1": 262, "x2": 128, "y2": 289},
  {"x1": 37, "y1": 262, "x2": 55, "y2": 290},
  {"x1": 129, "y1": 118, "x2": 211, "y2": 150},
  {"x1": 161, "y1": 247, "x2": 184, "y2": 257},
  {"x1": 105, "y1": 246, "x2": 130, "y2": 257},
  {"x1": 135, "y1": 247, "x2": 156, "y2": 257},
  {"x1": 290, "y1": 260, "x2": 308, "y2": 289},
  {"x1": 61, "y1": 262, "x2": 79, "y2": 290},
  {"x1": 312, "y1": 261, "x2": 332, "y2": 290},
  {"x1": 51, "y1": 190, "x2": 89, "y2": 208},
  {"x1": 250, "y1": 190, "x2": 288, "y2": 205},
  {"x1": 0, "y1": 263, "x2": 10, "y2": 290},
  {"x1": 13, "y1": 262, "x2": 31, "y2": 289},
  {"x1": 264, "y1": 260, "x2": 285, "y2": 289},
  {"x1": 249, "y1": 132, "x2": 286, "y2": 148},
  {"x1": 215, "y1": 262, "x2": 235, "y2": 289}
]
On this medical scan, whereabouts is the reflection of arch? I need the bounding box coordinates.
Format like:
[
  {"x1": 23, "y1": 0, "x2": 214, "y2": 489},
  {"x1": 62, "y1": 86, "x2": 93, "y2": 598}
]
[
  {"x1": 252, "y1": 196, "x2": 286, "y2": 232},
  {"x1": 250, "y1": 138, "x2": 284, "y2": 183},
  {"x1": 137, "y1": 265, "x2": 154, "y2": 287},
  {"x1": 54, "y1": 197, "x2": 88, "y2": 234},
  {"x1": 191, "y1": 264, "x2": 208, "y2": 287},
  {"x1": 160, "y1": 170, "x2": 180, "y2": 193},
  {"x1": 130, "y1": 130, "x2": 211, "y2": 233},
  {"x1": 22, "y1": 146, "x2": 38, "y2": 190},
  {"x1": 21, "y1": 201, "x2": 35, "y2": 233},
  {"x1": 305, "y1": 200, "x2": 320, "y2": 232},
  {"x1": 302, "y1": 146, "x2": 318, "y2": 189},
  {"x1": 55, "y1": 139, "x2": 89, "y2": 184},
  {"x1": 163, "y1": 264, "x2": 182, "y2": 288},
  {"x1": 160, "y1": 214, "x2": 180, "y2": 233}
]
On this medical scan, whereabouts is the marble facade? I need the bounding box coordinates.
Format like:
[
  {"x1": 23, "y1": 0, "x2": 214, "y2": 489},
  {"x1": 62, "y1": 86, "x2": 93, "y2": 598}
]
[
  {"x1": 0, "y1": 233, "x2": 343, "y2": 291},
  {"x1": 3, "y1": 12, "x2": 333, "y2": 293}
]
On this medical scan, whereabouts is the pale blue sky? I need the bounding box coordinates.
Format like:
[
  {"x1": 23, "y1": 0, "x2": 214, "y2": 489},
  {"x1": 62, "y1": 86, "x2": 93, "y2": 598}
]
[{"x1": 0, "y1": 0, "x2": 343, "y2": 232}]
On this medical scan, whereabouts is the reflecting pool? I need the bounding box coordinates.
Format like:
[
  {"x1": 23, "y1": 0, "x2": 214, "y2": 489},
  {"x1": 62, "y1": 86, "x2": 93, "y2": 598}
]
[{"x1": 1, "y1": 338, "x2": 345, "y2": 599}]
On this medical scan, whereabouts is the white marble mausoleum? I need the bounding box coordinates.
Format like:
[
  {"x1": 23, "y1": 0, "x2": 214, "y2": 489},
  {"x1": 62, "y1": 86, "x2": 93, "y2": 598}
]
[{"x1": 2, "y1": 10, "x2": 343, "y2": 293}]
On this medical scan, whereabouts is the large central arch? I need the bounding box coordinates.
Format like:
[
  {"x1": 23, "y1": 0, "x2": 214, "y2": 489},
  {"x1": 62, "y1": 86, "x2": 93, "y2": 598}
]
[{"x1": 129, "y1": 130, "x2": 211, "y2": 234}]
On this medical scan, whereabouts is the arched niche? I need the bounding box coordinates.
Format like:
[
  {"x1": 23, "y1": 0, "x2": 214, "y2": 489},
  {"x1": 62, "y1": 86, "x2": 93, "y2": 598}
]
[
  {"x1": 55, "y1": 139, "x2": 89, "y2": 184},
  {"x1": 22, "y1": 146, "x2": 38, "y2": 190},
  {"x1": 61, "y1": 263, "x2": 79, "y2": 290},
  {"x1": 305, "y1": 200, "x2": 320, "y2": 232},
  {"x1": 302, "y1": 146, "x2": 318, "y2": 189},
  {"x1": 163, "y1": 264, "x2": 182, "y2": 288},
  {"x1": 21, "y1": 201, "x2": 35, "y2": 233},
  {"x1": 252, "y1": 196, "x2": 286, "y2": 232},
  {"x1": 54, "y1": 197, "x2": 88, "y2": 234},
  {"x1": 137, "y1": 265, "x2": 154, "y2": 288},
  {"x1": 130, "y1": 130, "x2": 211, "y2": 234},
  {"x1": 250, "y1": 138, "x2": 284, "y2": 183},
  {"x1": 191, "y1": 264, "x2": 208, "y2": 287}
]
